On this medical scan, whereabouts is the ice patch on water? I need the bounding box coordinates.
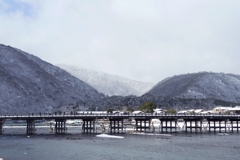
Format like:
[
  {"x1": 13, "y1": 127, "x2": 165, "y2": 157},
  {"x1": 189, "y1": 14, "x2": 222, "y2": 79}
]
[
  {"x1": 130, "y1": 132, "x2": 172, "y2": 136},
  {"x1": 96, "y1": 134, "x2": 124, "y2": 139},
  {"x1": 217, "y1": 133, "x2": 229, "y2": 136}
]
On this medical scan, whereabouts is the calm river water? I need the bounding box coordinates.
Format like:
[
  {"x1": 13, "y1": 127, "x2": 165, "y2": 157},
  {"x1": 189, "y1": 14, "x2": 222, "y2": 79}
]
[{"x1": 0, "y1": 127, "x2": 240, "y2": 160}]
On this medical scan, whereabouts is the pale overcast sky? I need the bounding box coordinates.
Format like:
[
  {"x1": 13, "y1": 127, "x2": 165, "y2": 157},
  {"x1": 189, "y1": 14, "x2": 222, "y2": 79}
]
[{"x1": 0, "y1": 0, "x2": 240, "y2": 83}]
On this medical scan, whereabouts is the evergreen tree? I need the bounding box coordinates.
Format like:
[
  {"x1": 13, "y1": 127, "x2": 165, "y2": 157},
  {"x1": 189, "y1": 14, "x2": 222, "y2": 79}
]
[{"x1": 140, "y1": 102, "x2": 156, "y2": 113}]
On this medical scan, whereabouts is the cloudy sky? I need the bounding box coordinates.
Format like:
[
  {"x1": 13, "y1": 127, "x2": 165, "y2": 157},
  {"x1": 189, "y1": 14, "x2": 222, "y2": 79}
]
[{"x1": 1, "y1": 0, "x2": 240, "y2": 83}]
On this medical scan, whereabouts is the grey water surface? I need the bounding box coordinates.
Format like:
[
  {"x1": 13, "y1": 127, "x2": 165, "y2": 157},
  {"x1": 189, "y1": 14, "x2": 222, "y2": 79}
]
[{"x1": 0, "y1": 127, "x2": 240, "y2": 160}]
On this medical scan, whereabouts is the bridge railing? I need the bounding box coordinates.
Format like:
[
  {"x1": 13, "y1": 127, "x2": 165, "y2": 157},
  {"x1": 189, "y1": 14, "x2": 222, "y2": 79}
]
[{"x1": 1, "y1": 112, "x2": 240, "y2": 119}]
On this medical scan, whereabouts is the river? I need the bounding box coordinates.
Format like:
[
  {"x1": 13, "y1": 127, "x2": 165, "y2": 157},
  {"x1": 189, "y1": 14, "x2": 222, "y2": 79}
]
[{"x1": 0, "y1": 126, "x2": 240, "y2": 160}]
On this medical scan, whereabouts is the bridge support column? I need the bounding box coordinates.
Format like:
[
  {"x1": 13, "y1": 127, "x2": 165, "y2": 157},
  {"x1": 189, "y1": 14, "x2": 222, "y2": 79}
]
[
  {"x1": 229, "y1": 119, "x2": 240, "y2": 133},
  {"x1": 55, "y1": 119, "x2": 67, "y2": 134},
  {"x1": 208, "y1": 121, "x2": 211, "y2": 133},
  {"x1": 185, "y1": 120, "x2": 187, "y2": 132},
  {"x1": 82, "y1": 118, "x2": 95, "y2": 134},
  {"x1": 190, "y1": 121, "x2": 192, "y2": 132},
  {"x1": 214, "y1": 121, "x2": 216, "y2": 132},
  {"x1": 164, "y1": 120, "x2": 169, "y2": 132},
  {"x1": 109, "y1": 118, "x2": 124, "y2": 133},
  {"x1": 219, "y1": 121, "x2": 221, "y2": 132},
  {"x1": 184, "y1": 119, "x2": 203, "y2": 133},
  {"x1": 237, "y1": 120, "x2": 239, "y2": 133},
  {"x1": 160, "y1": 120, "x2": 163, "y2": 132},
  {"x1": 224, "y1": 120, "x2": 227, "y2": 133},
  {"x1": 0, "y1": 120, "x2": 4, "y2": 134},
  {"x1": 26, "y1": 119, "x2": 36, "y2": 134},
  {"x1": 135, "y1": 118, "x2": 151, "y2": 132},
  {"x1": 175, "y1": 119, "x2": 178, "y2": 131},
  {"x1": 200, "y1": 121, "x2": 203, "y2": 132},
  {"x1": 159, "y1": 118, "x2": 177, "y2": 133},
  {"x1": 207, "y1": 118, "x2": 227, "y2": 133}
]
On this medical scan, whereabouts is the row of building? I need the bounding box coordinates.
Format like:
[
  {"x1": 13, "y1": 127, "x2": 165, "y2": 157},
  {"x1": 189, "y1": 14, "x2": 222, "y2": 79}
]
[
  {"x1": 174, "y1": 106, "x2": 240, "y2": 115},
  {"x1": 74, "y1": 106, "x2": 240, "y2": 115}
]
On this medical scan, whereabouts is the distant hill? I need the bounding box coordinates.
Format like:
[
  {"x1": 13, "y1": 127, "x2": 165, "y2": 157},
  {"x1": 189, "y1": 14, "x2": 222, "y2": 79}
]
[
  {"x1": 95, "y1": 72, "x2": 240, "y2": 111},
  {"x1": 0, "y1": 44, "x2": 104, "y2": 114},
  {"x1": 2, "y1": 44, "x2": 239, "y2": 113},
  {"x1": 147, "y1": 72, "x2": 240, "y2": 103},
  {"x1": 57, "y1": 64, "x2": 154, "y2": 96}
]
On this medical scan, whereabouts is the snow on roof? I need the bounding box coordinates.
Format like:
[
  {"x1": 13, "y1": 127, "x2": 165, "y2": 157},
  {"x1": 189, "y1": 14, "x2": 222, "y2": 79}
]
[
  {"x1": 201, "y1": 110, "x2": 213, "y2": 114},
  {"x1": 214, "y1": 106, "x2": 231, "y2": 109},
  {"x1": 177, "y1": 110, "x2": 189, "y2": 114},
  {"x1": 227, "y1": 108, "x2": 240, "y2": 111},
  {"x1": 132, "y1": 111, "x2": 143, "y2": 114},
  {"x1": 154, "y1": 108, "x2": 167, "y2": 112},
  {"x1": 194, "y1": 109, "x2": 204, "y2": 113}
]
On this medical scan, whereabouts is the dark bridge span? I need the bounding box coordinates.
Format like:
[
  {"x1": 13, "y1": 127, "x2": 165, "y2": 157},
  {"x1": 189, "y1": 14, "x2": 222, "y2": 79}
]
[{"x1": 1, "y1": 113, "x2": 240, "y2": 134}]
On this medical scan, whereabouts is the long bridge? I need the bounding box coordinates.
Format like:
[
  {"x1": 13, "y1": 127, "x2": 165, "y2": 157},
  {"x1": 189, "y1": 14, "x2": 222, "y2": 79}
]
[{"x1": 0, "y1": 113, "x2": 240, "y2": 134}]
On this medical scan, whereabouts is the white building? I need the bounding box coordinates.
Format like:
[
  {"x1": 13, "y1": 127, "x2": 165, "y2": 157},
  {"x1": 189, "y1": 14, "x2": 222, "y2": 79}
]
[
  {"x1": 153, "y1": 108, "x2": 167, "y2": 114},
  {"x1": 224, "y1": 106, "x2": 240, "y2": 114},
  {"x1": 212, "y1": 106, "x2": 231, "y2": 113}
]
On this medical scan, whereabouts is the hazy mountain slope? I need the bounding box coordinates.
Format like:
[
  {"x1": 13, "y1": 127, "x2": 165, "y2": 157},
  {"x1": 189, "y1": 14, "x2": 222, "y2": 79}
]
[
  {"x1": 57, "y1": 64, "x2": 154, "y2": 96},
  {"x1": 148, "y1": 72, "x2": 240, "y2": 103},
  {"x1": 0, "y1": 44, "x2": 104, "y2": 114}
]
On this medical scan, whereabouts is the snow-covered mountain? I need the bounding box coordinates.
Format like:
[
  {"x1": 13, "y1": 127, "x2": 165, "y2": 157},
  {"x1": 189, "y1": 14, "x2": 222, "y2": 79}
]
[
  {"x1": 3, "y1": 44, "x2": 239, "y2": 113},
  {"x1": 57, "y1": 64, "x2": 154, "y2": 96},
  {"x1": 147, "y1": 72, "x2": 240, "y2": 103},
  {"x1": 0, "y1": 44, "x2": 104, "y2": 114},
  {"x1": 97, "y1": 72, "x2": 240, "y2": 111}
]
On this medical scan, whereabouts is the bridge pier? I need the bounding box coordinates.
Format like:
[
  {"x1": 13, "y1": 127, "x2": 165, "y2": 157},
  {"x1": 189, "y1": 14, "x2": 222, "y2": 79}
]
[
  {"x1": 109, "y1": 118, "x2": 124, "y2": 133},
  {"x1": 229, "y1": 118, "x2": 240, "y2": 132},
  {"x1": 159, "y1": 118, "x2": 177, "y2": 133},
  {"x1": 135, "y1": 118, "x2": 151, "y2": 132},
  {"x1": 207, "y1": 118, "x2": 227, "y2": 133},
  {"x1": 26, "y1": 119, "x2": 36, "y2": 134},
  {"x1": 82, "y1": 118, "x2": 95, "y2": 134},
  {"x1": 199, "y1": 120, "x2": 203, "y2": 132},
  {"x1": 0, "y1": 120, "x2": 4, "y2": 134},
  {"x1": 55, "y1": 119, "x2": 67, "y2": 134},
  {"x1": 184, "y1": 118, "x2": 203, "y2": 133}
]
